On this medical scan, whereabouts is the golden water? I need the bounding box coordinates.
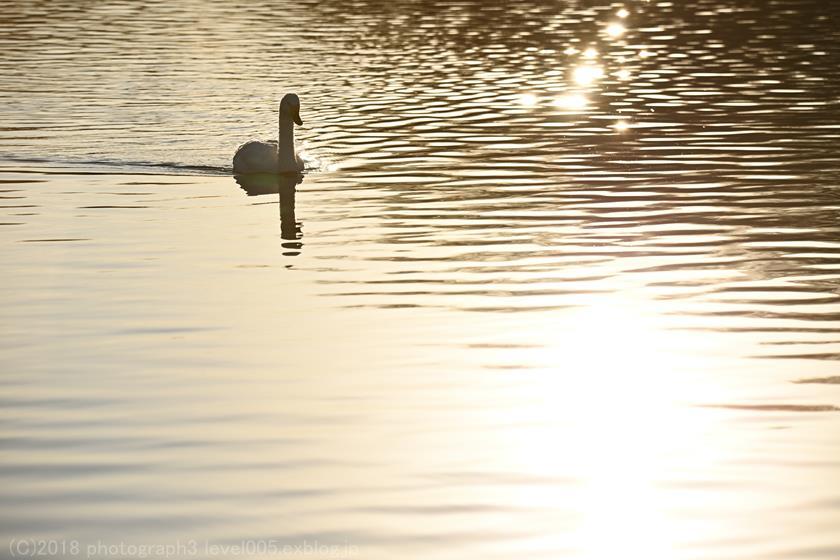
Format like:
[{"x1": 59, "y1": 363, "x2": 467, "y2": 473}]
[{"x1": 1, "y1": 1, "x2": 840, "y2": 558}]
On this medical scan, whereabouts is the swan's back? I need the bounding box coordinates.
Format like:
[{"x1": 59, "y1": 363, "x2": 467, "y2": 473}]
[{"x1": 233, "y1": 140, "x2": 278, "y2": 174}]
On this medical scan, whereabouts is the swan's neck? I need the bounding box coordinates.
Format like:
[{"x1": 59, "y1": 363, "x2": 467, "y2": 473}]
[{"x1": 277, "y1": 118, "x2": 297, "y2": 172}]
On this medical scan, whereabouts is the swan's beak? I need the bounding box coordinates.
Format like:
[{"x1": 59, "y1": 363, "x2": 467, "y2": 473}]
[{"x1": 292, "y1": 106, "x2": 303, "y2": 126}]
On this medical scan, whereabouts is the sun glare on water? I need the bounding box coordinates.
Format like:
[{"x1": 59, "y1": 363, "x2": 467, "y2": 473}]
[
  {"x1": 554, "y1": 93, "x2": 588, "y2": 111},
  {"x1": 606, "y1": 22, "x2": 626, "y2": 38},
  {"x1": 519, "y1": 93, "x2": 539, "y2": 107},
  {"x1": 572, "y1": 65, "x2": 605, "y2": 86},
  {"x1": 487, "y1": 294, "x2": 731, "y2": 557}
]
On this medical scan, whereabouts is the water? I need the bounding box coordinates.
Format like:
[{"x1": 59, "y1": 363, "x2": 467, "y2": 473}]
[{"x1": 2, "y1": 0, "x2": 840, "y2": 558}]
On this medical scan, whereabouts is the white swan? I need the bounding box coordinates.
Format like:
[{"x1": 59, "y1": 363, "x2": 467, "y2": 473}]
[{"x1": 233, "y1": 93, "x2": 304, "y2": 174}]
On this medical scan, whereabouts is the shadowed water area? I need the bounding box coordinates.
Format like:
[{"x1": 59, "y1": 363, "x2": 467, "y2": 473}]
[{"x1": 1, "y1": 0, "x2": 840, "y2": 558}]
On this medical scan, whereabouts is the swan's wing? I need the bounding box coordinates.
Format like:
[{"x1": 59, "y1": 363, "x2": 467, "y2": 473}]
[{"x1": 233, "y1": 141, "x2": 278, "y2": 174}]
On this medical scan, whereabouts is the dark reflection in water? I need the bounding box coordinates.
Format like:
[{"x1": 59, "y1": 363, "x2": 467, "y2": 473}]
[{"x1": 235, "y1": 172, "x2": 303, "y2": 254}]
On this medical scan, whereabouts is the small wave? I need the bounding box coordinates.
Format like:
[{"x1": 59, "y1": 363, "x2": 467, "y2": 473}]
[
  {"x1": 701, "y1": 403, "x2": 840, "y2": 412},
  {"x1": 1, "y1": 153, "x2": 326, "y2": 176},
  {"x1": 0, "y1": 154, "x2": 231, "y2": 176},
  {"x1": 794, "y1": 376, "x2": 840, "y2": 385}
]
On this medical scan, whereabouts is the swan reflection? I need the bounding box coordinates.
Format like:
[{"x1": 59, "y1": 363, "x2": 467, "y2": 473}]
[{"x1": 235, "y1": 172, "x2": 303, "y2": 256}]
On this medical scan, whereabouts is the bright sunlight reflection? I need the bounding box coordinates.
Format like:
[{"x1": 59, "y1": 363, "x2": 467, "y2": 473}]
[
  {"x1": 498, "y1": 296, "x2": 729, "y2": 558},
  {"x1": 554, "y1": 93, "x2": 588, "y2": 111},
  {"x1": 519, "y1": 93, "x2": 538, "y2": 107},
  {"x1": 605, "y1": 22, "x2": 626, "y2": 38},
  {"x1": 617, "y1": 8, "x2": 630, "y2": 18},
  {"x1": 572, "y1": 65, "x2": 605, "y2": 86}
]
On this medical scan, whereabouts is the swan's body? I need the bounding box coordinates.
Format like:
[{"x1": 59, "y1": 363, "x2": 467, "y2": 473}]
[
  {"x1": 233, "y1": 93, "x2": 304, "y2": 174},
  {"x1": 233, "y1": 140, "x2": 304, "y2": 174}
]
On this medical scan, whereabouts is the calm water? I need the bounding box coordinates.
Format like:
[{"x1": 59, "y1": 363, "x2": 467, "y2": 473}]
[{"x1": 2, "y1": 0, "x2": 840, "y2": 558}]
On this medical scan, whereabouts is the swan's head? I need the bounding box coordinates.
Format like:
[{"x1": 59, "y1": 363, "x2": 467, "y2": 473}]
[{"x1": 280, "y1": 93, "x2": 303, "y2": 126}]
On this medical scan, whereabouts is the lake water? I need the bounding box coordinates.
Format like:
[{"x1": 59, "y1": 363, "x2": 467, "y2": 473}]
[{"x1": 2, "y1": 0, "x2": 840, "y2": 558}]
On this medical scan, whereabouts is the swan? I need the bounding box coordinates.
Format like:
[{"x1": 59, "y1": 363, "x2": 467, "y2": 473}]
[{"x1": 233, "y1": 93, "x2": 304, "y2": 174}]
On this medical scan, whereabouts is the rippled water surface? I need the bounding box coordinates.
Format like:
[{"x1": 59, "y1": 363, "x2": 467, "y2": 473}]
[{"x1": 2, "y1": 0, "x2": 840, "y2": 558}]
